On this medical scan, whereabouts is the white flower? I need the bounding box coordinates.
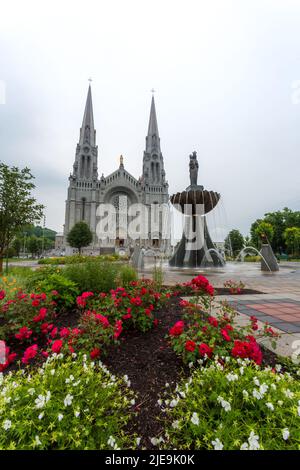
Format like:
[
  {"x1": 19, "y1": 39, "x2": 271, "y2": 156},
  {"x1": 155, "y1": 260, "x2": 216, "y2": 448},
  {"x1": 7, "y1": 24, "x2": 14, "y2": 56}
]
[
  {"x1": 50, "y1": 369, "x2": 55, "y2": 376},
  {"x1": 150, "y1": 436, "x2": 164, "y2": 446},
  {"x1": 240, "y1": 442, "x2": 249, "y2": 450},
  {"x1": 3, "y1": 419, "x2": 12, "y2": 430},
  {"x1": 130, "y1": 399, "x2": 135, "y2": 405},
  {"x1": 282, "y1": 428, "x2": 290, "y2": 441},
  {"x1": 191, "y1": 412, "x2": 199, "y2": 425},
  {"x1": 150, "y1": 437, "x2": 158, "y2": 446},
  {"x1": 284, "y1": 389, "x2": 294, "y2": 399},
  {"x1": 107, "y1": 435, "x2": 116, "y2": 447},
  {"x1": 217, "y1": 396, "x2": 231, "y2": 412},
  {"x1": 34, "y1": 435, "x2": 42, "y2": 446},
  {"x1": 165, "y1": 382, "x2": 169, "y2": 387},
  {"x1": 266, "y1": 402, "x2": 274, "y2": 411},
  {"x1": 74, "y1": 411, "x2": 80, "y2": 418},
  {"x1": 252, "y1": 389, "x2": 262, "y2": 400},
  {"x1": 64, "y1": 394, "x2": 73, "y2": 407},
  {"x1": 248, "y1": 431, "x2": 260, "y2": 450},
  {"x1": 278, "y1": 400, "x2": 283, "y2": 406},
  {"x1": 253, "y1": 377, "x2": 260, "y2": 386},
  {"x1": 211, "y1": 438, "x2": 223, "y2": 450},
  {"x1": 226, "y1": 373, "x2": 238, "y2": 382},
  {"x1": 136, "y1": 437, "x2": 141, "y2": 446},
  {"x1": 172, "y1": 420, "x2": 180, "y2": 429},
  {"x1": 38, "y1": 412, "x2": 44, "y2": 420},
  {"x1": 239, "y1": 367, "x2": 244, "y2": 375},
  {"x1": 259, "y1": 383, "x2": 268, "y2": 395},
  {"x1": 157, "y1": 399, "x2": 162, "y2": 406},
  {"x1": 275, "y1": 364, "x2": 282, "y2": 372},
  {"x1": 271, "y1": 384, "x2": 276, "y2": 390},
  {"x1": 35, "y1": 395, "x2": 46, "y2": 409},
  {"x1": 242, "y1": 390, "x2": 249, "y2": 399},
  {"x1": 28, "y1": 388, "x2": 35, "y2": 395},
  {"x1": 58, "y1": 414, "x2": 64, "y2": 421},
  {"x1": 170, "y1": 399, "x2": 178, "y2": 408},
  {"x1": 297, "y1": 406, "x2": 300, "y2": 417}
]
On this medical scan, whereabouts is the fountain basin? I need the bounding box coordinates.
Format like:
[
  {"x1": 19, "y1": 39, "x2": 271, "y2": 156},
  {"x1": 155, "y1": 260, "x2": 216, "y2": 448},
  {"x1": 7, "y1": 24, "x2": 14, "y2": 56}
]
[{"x1": 170, "y1": 189, "x2": 220, "y2": 214}]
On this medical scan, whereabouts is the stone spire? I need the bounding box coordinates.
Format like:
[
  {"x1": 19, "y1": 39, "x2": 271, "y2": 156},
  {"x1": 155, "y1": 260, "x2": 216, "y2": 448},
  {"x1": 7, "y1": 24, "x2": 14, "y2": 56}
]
[
  {"x1": 79, "y1": 84, "x2": 96, "y2": 147},
  {"x1": 145, "y1": 95, "x2": 161, "y2": 154}
]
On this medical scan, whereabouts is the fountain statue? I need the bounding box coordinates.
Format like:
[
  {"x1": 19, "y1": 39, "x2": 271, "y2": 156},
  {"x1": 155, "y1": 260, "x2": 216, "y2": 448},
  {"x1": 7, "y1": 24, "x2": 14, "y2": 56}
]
[{"x1": 169, "y1": 151, "x2": 225, "y2": 268}]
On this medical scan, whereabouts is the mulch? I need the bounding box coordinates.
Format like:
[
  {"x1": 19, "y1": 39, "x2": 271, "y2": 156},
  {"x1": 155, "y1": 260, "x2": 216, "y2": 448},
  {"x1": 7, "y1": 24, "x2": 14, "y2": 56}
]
[{"x1": 103, "y1": 297, "x2": 189, "y2": 448}]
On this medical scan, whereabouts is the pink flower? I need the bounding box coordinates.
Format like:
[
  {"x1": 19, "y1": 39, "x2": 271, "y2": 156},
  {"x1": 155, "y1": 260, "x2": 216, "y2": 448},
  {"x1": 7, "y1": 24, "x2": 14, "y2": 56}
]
[{"x1": 0, "y1": 290, "x2": 6, "y2": 300}]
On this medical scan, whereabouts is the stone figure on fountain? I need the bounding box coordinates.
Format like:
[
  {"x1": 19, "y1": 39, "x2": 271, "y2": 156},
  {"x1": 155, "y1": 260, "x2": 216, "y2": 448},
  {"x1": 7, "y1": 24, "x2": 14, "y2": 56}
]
[{"x1": 189, "y1": 151, "x2": 199, "y2": 186}]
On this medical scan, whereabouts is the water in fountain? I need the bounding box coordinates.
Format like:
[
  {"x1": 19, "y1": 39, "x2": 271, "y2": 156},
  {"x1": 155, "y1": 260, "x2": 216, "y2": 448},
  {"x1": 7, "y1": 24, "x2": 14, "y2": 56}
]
[{"x1": 235, "y1": 246, "x2": 272, "y2": 272}]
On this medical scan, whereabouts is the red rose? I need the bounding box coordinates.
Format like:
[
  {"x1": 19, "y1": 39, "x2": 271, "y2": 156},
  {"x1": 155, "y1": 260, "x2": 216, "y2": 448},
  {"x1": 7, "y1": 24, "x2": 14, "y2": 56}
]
[
  {"x1": 60, "y1": 327, "x2": 71, "y2": 338},
  {"x1": 32, "y1": 299, "x2": 40, "y2": 307},
  {"x1": 94, "y1": 313, "x2": 110, "y2": 328},
  {"x1": 15, "y1": 326, "x2": 33, "y2": 341},
  {"x1": 208, "y1": 316, "x2": 218, "y2": 327},
  {"x1": 51, "y1": 339, "x2": 63, "y2": 353},
  {"x1": 185, "y1": 340, "x2": 196, "y2": 352},
  {"x1": 169, "y1": 320, "x2": 184, "y2": 336},
  {"x1": 22, "y1": 344, "x2": 38, "y2": 364},
  {"x1": 221, "y1": 328, "x2": 231, "y2": 342},
  {"x1": 90, "y1": 348, "x2": 101, "y2": 359},
  {"x1": 122, "y1": 313, "x2": 132, "y2": 320},
  {"x1": 114, "y1": 320, "x2": 123, "y2": 339},
  {"x1": 50, "y1": 327, "x2": 58, "y2": 338},
  {"x1": 198, "y1": 343, "x2": 213, "y2": 357},
  {"x1": 0, "y1": 290, "x2": 6, "y2": 300}
]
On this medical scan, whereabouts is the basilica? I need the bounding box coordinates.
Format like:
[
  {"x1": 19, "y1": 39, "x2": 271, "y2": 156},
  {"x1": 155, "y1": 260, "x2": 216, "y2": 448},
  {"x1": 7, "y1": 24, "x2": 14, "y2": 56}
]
[{"x1": 61, "y1": 85, "x2": 170, "y2": 255}]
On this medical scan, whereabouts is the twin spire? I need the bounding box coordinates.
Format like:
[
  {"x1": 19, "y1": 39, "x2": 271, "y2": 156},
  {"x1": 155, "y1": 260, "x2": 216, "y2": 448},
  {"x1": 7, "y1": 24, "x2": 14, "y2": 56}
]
[
  {"x1": 79, "y1": 85, "x2": 160, "y2": 154},
  {"x1": 79, "y1": 84, "x2": 96, "y2": 147}
]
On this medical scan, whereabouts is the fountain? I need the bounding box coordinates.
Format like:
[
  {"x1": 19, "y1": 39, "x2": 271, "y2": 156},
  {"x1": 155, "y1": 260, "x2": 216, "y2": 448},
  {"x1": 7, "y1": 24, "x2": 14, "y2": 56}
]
[{"x1": 169, "y1": 151, "x2": 225, "y2": 268}]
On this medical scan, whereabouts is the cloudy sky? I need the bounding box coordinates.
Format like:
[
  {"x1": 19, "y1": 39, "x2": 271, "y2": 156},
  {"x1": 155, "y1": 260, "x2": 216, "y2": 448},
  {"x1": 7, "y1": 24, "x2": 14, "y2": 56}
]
[{"x1": 1, "y1": 0, "x2": 300, "y2": 237}]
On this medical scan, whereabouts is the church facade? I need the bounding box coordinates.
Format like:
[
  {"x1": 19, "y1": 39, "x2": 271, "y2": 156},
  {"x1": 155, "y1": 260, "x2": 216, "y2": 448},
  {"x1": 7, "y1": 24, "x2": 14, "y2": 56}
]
[{"x1": 62, "y1": 86, "x2": 170, "y2": 254}]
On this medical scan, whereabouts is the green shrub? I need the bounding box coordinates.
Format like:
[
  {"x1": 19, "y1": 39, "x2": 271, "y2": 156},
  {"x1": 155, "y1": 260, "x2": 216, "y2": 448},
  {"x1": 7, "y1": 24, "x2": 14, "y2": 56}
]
[
  {"x1": 117, "y1": 264, "x2": 138, "y2": 287},
  {"x1": 0, "y1": 354, "x2": 135, "y2": 450},
  {"x1": 38, "y1": 254, "x2": 127, "y2": 265},
  {"x1": 152, "y1": 264, "x2": 164, "y2": 291},
  {"x1": 244, "y1": 255, "x2": 261, "y2": 262},
  {"x1": 24, "y1": 267, "x2": 78, "y2": 309},
  {"x1": 161, "y1": 358, "x2": 300, "y2": 450},
  {"x1": 64, "y1": 261, "x2": 119, "y2": 293}
]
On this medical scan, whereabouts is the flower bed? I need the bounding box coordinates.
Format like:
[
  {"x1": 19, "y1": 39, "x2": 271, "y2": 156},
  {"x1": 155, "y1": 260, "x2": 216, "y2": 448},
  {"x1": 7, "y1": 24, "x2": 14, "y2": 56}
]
[
  {"x1": 0, "y1": 353, "x2": 135, "y2": 450},
  {"x1": 160, "y1": 358, "x2": 300, "y2": 450},
  {"x1": 0, "y1": 273, "x2": 299, "y2": 450}
]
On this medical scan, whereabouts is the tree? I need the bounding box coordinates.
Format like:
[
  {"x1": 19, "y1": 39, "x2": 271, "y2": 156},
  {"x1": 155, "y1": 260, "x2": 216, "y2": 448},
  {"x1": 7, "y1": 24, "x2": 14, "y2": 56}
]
[
  {"x1": 27, "y1": 235, "x2": 40, "y2": 258},
  {"x1": 283, "y1": 227, "x2": 300, "y2": 256},
  {"x1": 66, "y1": 221, "x2": 93, "y2": 254},
  {"x1": 254, "y1": 221, "x2": 274, "y2": 245},
  {"x1": 0, "y1": 164, "x2": 44, "y2": 272},
  {"x1": 224, "y1": 229, "x2": 244, "y2": 256},
  {"x1": 250, "y1": 208, "x2": 300, "y2": 253}
]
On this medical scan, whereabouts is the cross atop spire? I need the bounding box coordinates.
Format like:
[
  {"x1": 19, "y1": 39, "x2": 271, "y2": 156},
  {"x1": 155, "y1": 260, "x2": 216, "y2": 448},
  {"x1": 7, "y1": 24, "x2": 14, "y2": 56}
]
[
  {"x1": 79, "y1": 84, "x2": 95, "y2": 147},
  {"x1": 146, "y1": 95, "x2": 160, "y2": 153}
]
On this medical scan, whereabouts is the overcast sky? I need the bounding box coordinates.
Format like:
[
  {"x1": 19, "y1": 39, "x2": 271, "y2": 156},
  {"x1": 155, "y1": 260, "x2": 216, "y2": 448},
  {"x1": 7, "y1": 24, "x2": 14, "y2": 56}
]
[{"x1": 1, "y1": 0, "x2": 300, "y2": 238}]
